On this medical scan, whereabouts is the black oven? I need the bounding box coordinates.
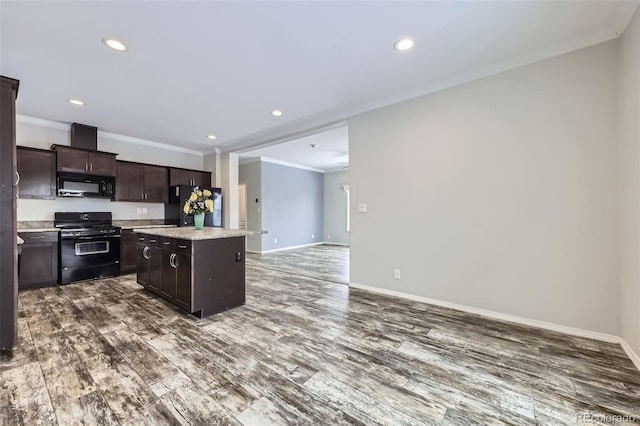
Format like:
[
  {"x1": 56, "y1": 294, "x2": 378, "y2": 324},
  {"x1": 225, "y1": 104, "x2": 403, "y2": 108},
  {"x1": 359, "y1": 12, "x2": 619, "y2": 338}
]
[
  {"x1": 55, "y1": 212, "x2": 121, "y2": 284},
  {"x1": 57, "y1": 173, "x2": 115, "y2": 198}
]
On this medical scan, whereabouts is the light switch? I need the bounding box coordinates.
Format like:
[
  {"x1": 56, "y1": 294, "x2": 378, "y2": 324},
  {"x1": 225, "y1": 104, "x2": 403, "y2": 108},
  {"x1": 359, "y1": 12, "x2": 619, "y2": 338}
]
[{"x1": 358, "y1": 203, "x2": 367, "y2": 213}]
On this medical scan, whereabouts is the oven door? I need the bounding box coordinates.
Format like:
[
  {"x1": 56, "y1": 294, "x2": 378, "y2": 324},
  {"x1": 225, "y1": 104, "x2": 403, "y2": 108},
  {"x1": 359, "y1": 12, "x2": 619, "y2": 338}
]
[{"x1": 60, "y1": 235, "x2": 121, "y2": 271}]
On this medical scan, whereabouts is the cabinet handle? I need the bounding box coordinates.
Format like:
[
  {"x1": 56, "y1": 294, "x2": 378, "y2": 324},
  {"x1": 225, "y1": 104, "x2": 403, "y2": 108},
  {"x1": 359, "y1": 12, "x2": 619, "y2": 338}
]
[
  {"x1": 90, "y1": 163, "x2": 93, "y2": 172},
  {"x1": 15, "y1": 171, "x2": 20, "y2": 185},
  {"x1": 178, "y1": 245, "x2": 187, "y2": 249},
  {"x1": 28, "y1": 235, "x2": 45, "y2": 239},
  {"x1": 85, "y1": 162, "x2": 88, "y2": 171},
  {"x1": 163, "y1": 241, "x2": 171, "y2": 245},
  {"x1": 169, "y1": 253, "x2": 177, "y2": 268},
  {"x1": 150, "y1": 239, "x2": 157, "y2": 243},
  {"x1": 138, "y1": 237, "x2": 145, "y2": 241},
  {"x1": 143, "y1": 246, "x2": 150, "y2": 259}
]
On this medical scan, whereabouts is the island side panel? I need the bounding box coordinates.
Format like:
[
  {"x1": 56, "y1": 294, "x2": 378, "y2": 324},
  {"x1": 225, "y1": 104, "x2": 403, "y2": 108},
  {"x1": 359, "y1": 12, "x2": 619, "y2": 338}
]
[{"x1": 192, "y1": 236, "x2": 246, "y2": 317}]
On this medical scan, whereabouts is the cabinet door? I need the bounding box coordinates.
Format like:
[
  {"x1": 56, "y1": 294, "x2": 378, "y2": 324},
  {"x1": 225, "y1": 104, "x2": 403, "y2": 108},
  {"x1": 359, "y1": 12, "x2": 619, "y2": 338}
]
[
  {"x1": 143, "y1": 165, "x2": 168, "y2": 202},
  {"x1": 192, "y1": 171, "x2": 211, "y2": 188},
  {"x1": 174, "y1": 252, "x2": 192, "y2": 310},
  {"x1": 148, "y1": 246, "x2": 163, "y2": 294},
  {"x1": 56, "y1": 147, "x2": 88, "y2": 173},
  {"x1": 120, "y1": 230, "x2": 138, "y2": 274},
  {"x1": 18, "y1": 232, "x2": 58, "y2": 289},
  {"x1": 88, "y1": 152, "x2": 116, "y2": 176},
  {"x1": 169, "y1": 168, "x2": 192, "y2": 187},
  {"x1": 115, "y1": 162, "x2": 143, "y2": 201},
  {"x1": 136, "y1": 243, "x2": 150, "y2": 286},
  {"x1": 161, "y1": 250, "x2": 177, "y2": 300},
  {"x1": 17, "y1": 148, "x2": 56, "y2": 199}
]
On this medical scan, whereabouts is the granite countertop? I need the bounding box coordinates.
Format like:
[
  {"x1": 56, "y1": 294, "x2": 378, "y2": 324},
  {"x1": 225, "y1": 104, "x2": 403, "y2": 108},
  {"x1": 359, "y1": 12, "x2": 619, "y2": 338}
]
[
  {"x1": 121, "y1": 224, "x2": 177, "y2": 230},
  {"x1": 17, "y1": 228, "x2": 59, "y2": 233},
  {"x1": 134, "y1": 227, "x2": 259, "y2": 241}
]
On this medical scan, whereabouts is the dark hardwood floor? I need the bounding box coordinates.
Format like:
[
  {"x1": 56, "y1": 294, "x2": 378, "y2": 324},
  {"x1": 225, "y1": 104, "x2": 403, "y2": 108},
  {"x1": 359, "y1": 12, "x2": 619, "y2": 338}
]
[{"x1": 1, "y1": 245, "x2": 638, "y2": 425}]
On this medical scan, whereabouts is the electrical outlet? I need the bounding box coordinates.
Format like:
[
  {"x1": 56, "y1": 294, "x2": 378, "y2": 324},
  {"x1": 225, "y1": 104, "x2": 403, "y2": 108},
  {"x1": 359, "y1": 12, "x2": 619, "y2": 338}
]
[
  {"x1": 358, "y1": 203, "x2": 367, "y2": 213},
  {"x1": 136, "y1": 208, "x2": 142, "y2": 214},
  {"x1": 274, "y1": 237, "x2": 278, "y2": 244},
  {"x1": 142, "y1": 207, "x2": 147, "y2": 214},
  {"x1": 393, "y1": 269, "x2": 401, "y2": 280}
]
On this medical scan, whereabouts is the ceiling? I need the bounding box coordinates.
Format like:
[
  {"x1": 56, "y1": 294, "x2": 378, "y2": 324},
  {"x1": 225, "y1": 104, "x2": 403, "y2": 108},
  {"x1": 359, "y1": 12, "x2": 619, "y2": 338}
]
[
  {"x1": 1, "y1": 1, "x2": 637, "y2": 155},
  {"x1": 240, "y1": 125, "x2": 349, "y2": 172}
]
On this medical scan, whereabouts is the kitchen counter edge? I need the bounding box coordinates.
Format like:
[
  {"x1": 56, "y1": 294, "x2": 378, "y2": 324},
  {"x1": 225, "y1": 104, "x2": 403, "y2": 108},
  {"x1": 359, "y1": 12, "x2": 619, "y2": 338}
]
[{"x1": 133, "y1": 227, "x2": 261, "y2": 241}]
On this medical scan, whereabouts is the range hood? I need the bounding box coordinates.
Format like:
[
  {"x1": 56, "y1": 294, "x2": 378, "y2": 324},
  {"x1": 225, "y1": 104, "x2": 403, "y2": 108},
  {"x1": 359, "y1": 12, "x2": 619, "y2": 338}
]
[{"x1": 71, "y1": 123, "x2": 98, "y2": 151}]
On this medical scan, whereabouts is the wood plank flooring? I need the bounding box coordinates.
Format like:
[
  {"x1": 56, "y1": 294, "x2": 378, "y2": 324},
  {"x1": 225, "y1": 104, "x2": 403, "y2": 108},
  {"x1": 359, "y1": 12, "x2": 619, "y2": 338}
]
[{"x1": 1, "y1": 245, "x2": 638, "y2": 425}]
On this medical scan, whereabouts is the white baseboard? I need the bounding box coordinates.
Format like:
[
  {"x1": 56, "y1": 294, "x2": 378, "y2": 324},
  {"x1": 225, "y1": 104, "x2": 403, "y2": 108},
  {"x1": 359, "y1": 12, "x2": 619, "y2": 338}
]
[
  {"x1": 620, "y1": 340, "x2": 640, "y2": 371},
  {"x1": 322, "y1": 242, "x2": 349, "y2": 247},
  {"x1": 259, "y1": 242, "x2": 324, "y2": 254},
  {"x1": 348, "y1": 282, "x2": 621, "y2": 344}
]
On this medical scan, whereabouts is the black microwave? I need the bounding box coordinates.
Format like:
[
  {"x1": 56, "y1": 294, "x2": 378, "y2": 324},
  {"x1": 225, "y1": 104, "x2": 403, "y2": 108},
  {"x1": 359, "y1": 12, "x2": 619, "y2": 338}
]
[{"x1": 57, "y1": 173, "x2": 115, "y2": 198}]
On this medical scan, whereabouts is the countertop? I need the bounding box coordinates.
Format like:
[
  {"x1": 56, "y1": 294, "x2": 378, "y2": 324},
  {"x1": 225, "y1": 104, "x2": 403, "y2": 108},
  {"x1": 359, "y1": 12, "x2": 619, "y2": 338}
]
[
  {"x1": 17, "y1": 228, "x2": 59, "y2": 233},
  {"x1": 121, "y1": 224, "x2": 176, "y2": 230},
  {"x1": 134, "y1": 227, "x2": 259, "y2": 241},
  {"x1": 17, "y1": 236, "x2": 24, "y2": 245}
]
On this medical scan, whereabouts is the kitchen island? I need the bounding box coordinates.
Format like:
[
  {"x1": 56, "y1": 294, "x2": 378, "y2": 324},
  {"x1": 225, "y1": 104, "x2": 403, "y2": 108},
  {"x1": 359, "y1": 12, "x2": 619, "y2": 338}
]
[{"x1": 134, "y1": 227, "x2": 254, "y2": 317}]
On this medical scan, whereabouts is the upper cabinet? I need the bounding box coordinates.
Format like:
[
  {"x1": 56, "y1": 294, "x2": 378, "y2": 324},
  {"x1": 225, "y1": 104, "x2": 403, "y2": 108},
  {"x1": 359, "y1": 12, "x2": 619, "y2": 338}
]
[
  {"x1": 169, "y1": 167, "x2": 211, "y2": 187},
  {"x1": 116, "y1": 161, "x2": 168, "y2": 203},
  {"x1": 52, "y1": 145, "x2": 117, "y2": 176},
  {"x1": 17, "y1": 147, "x2": 56, "y2": 199}
]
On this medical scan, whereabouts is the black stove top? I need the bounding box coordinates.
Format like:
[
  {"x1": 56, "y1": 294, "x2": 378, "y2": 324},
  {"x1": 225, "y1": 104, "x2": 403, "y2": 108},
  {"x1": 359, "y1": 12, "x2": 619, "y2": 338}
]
[{"x1": 54, "y1": 212, "x2": 121, "y2": 238}]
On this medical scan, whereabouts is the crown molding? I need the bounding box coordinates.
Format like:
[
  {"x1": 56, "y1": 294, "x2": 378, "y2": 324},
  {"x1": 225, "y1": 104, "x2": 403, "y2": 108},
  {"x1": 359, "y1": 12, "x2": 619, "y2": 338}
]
[
  {"x1": 259, "y1": 156, "x2": 324, "y2": 173},
  {"x1": 16, "y1": 114, "x2": 69, "y2": 130},
  {"x1": 17, "y1": 114, "x2": 203, "y2": 156}
]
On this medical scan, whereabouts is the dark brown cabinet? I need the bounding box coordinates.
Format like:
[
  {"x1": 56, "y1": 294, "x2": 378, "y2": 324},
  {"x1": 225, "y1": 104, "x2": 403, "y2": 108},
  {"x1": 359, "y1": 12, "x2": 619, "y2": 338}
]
[
  {"x1": 53, "y1": 145, "x2": 116, "y2": 176},
  {"x1": 136, "y1": 234, "x2": 243, "y2": 317},
  {"x1": 120, "y1": 230, "x2": 138, "y2": 274},
  {"x1": 17, "y1": 231, "x2": 58, "y2": 289},
  {"x1": 116, "y1": 161, "x2": 168, "y2": 203},
  {"x1": 169, "y1": 168, "x2": 211, "y2": 187},
  {"x1": 0, "y1": 75, "x2": 19, "y2": 351},
  {"x1": 16, "y1": 147, "x2": 56, "y2": 199}
]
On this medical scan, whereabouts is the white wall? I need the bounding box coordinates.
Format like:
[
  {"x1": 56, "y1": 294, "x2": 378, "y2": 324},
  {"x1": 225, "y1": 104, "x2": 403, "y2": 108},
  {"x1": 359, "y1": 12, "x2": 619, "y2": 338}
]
[
  {"x1": 16, "y1": 119, "x2": 204, "y2": 221},
  {"x1": 349, "y1": 41, "x2": 620, "y2": 335},
  {"x1": 324, "y1": 170, "x2": 349, "y2": 245},
  {"x1": 620, "y1": 8, "x2": 640, "y2": 357},
  {"x1": 239, "y1": 161, "x2": 263, "y2": 252}
]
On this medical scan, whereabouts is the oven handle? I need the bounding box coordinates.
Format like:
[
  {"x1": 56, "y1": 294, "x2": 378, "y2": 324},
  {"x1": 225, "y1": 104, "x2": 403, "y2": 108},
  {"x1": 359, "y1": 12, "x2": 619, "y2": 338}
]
[{"x1": 61, "y1": 235, "x2": 122, "y2": 241}]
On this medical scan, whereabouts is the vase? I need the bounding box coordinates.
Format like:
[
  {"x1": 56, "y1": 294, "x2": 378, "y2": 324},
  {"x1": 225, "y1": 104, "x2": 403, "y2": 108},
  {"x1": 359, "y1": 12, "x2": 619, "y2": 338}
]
[{"x1": 194, "y1": 212, "x2": 205, "y2": 230}]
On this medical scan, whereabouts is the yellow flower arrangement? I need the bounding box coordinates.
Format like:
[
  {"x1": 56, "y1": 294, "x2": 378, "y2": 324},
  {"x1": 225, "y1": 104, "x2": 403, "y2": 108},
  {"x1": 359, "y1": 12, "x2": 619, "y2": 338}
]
[{"x1": 183, "y1": 187, "x2": 214, "y2": 215}]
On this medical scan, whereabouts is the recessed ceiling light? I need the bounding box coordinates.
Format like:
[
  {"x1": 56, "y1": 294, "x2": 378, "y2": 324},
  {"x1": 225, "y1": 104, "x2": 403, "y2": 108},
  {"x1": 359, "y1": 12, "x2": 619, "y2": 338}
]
[
  {"x1": 102, "y1": 38, "x2": 127, "y2": 52},
  {"x1": 68, "y1": 99, "x2": 85, "y2": 106},
  {"x1": 207, "y1": 134, "x2": 217, "y2": 140},
  {"x1": 271, "y1": 109, "x2": 283, "y2": 117},
  {"x1": 394, "y1": 37, "x2": 415, "y2": 52}
]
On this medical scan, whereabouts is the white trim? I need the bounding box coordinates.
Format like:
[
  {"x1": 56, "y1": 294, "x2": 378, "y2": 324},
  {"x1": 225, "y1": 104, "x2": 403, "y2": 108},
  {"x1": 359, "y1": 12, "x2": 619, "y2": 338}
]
[
  {"x1": 246, "y1": 249, "x2": 262, "y2": 254},
  {"x1": 98, "y1": 131, "x2": 203, "y2": 156},
  {"x1": 323, "y1": 242, "x2": 349, "y2": 247},
  {"x1": 260, "y1": 241, "x2": 324, "y2": 254},
  {"x1": 259, "y1": 157, "x2": 324, "y2": 173},
  {"x1": 16, "y1": 114, "x2": 69, "y2": 130},
  {"x1": 621, "y1": 340, "x2": 640, "y2": 372},
  {"x1": 16, "y1": 114, "x2": 203, "y2": 156},
  {"x1": 348, "y1": 282, "x2": 621, "y2": 343}
]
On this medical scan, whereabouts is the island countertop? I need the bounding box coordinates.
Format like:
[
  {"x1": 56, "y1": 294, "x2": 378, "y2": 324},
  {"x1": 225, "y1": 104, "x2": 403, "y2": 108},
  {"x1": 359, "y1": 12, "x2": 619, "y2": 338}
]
[{"x1": 133, "y1": 227, "x2": 259, "y2": 240}]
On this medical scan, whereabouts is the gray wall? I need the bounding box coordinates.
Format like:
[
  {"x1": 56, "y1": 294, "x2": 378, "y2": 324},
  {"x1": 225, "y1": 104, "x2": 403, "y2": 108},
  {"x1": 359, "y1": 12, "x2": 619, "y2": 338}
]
[
  {"x1": 620, "y1": 8, "x2": 640, "y2": 358},
  {"x1": 239, "y1": 161, "x2": 263, "y2": 252},
  {"x1": 349, "y1": 40, "x2": 620, "y2": 335},
  {"x1": 324, "y1": 170, "x2": 349, "y2": 245},
  {"x1": 261, "y1": 161, "x2": 324, "y2": 251}
]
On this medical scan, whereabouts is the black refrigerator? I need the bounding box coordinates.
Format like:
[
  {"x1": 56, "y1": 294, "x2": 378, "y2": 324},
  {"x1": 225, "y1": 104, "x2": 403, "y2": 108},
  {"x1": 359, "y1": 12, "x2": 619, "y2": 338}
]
[{"x1": 165, "y1": 185, "x2": 223, "y2": 227}]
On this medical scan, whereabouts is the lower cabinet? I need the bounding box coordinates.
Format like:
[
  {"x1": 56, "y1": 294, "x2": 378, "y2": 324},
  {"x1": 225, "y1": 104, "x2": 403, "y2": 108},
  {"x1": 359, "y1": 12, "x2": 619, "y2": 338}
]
[
  {"x1": 136, "y1": 234, "x2": 244, "y2": 317},
  {"x1": 18, "y1": 231, "x2": 59, "y2": 289}
]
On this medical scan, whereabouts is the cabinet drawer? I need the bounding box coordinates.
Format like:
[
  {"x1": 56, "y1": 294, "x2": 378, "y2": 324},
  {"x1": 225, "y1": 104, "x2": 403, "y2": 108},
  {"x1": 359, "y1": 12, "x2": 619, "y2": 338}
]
[
  {"x1": 146, "y1": 235, "x2": 161, "y2": 246},
  {"x1": 175, "y1": 239, "x2": 192, "y2": 253},
  {"x1": 159, "y1": 237, "x2": 175, "y2": 249},
  {"x1": 18, "y1": 231, "x2": 58, "y2": 244}
]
